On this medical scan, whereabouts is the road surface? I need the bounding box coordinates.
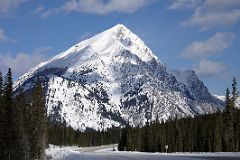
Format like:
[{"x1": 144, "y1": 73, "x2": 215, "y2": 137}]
[
  {"x1": 70, "y1": 152, "x2": 240, "y2": 160},
  {"x1": 46, "y1": 144, "x2": 240, "y2": 160}
]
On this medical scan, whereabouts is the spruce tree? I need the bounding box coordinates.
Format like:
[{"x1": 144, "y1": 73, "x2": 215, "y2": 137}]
[
  {"x1": 231, "y1": 77, "x2": 239, "y2": 151},
  {"x1": 0, "y1": 71, "x2": 4, "y2": 159},
  {"x1": 141, "y1": 121, "x2": 150, "y2": 152},
  {"x1": 213, "y1": 112, "x2": 222, "y2": 152},
  {"x1": 232, "y1": 77, "x2": 239, "y2": 105},
  {"x1": 29, "y1": 79, "x2": 47, "y2": 159},
  {"x1": 0, "y1": 71, "x2": 3, "y2": 99},
  {"x1": 225, "y1": 88, "x2": 233, "y2": 112},
  {"x1": 224, "y1": 88, "x2": 234, "y2": 151},
  {"x1": 118, "y1": 128, "x2": 127, "y2": 151},
  {"x1": 2, "y1": 68, "x2": 17, "y2": 159},
  {"x1": 237, "y1": 108, "x2": 240, "y2": 151},
  {"x1": 15, "y1": 88, "x2": 30, "y2": 160}
]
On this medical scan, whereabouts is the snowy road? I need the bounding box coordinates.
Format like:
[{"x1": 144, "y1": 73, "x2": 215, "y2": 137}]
[
  {"x1": 46, "y1": 145, "x2": 240, "y2": 160},
  {"x1": 65, "y1": 152, "x2": 240, "y2": 160}
]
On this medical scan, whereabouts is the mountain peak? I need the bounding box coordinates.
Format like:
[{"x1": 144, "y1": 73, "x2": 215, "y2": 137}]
[
  {"x1": 110, "y1": 24, "x2": 132, "y2": 36},
  {"x1": 112, "y1": 23, "x2": 128, "y2": 30},
  {"x1": 60, "y1": 24, "x2": 160, "y2": 64},
  {"x1": 110, "y1": 23, "x2": 131, "y2": 38}
]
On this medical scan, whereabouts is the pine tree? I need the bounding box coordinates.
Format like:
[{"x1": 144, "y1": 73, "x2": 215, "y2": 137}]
[
  {"x1": 29, "y1": 79, "x2": 47, "y2": 159},
  {"x1": 224, "y1": 88, "x2": 234, "y2": 151},
  {"x1": 176, "y1": 120, "x2": 184, "y2": 151},
  {"x1": 118, "y1": 127, "x2": 127, "y2": 151},
  {"x1": 2, "y1": 68, "x2": 18, "y2": 159},
  {"x1": 15, "y1": 88, "x2": 30, "y2": 160},
  {"x1": 237, "y1": 109, "x2": 240, "y2": 151},
  {"x1": 225, "y1": 88, "x2": 232, "y2": 112},
  {"x1": 0, "y1": 71, "x2": 3, "y2": 100},
  {"x1": 213, "y1": 112, "x2": 222, "y2": 152},
  {"x1": 0, "y1": 71, "x2": 4, "y2": 159},
  {"x1": 231, "y1": 77, "x2": 239, "y2": 151},
  {"x1": 141, "y1": 121, "x2": 150, "y2": 152},
  {"x1": 232, "y1": 77, "x2": 239, "y2": 104}
]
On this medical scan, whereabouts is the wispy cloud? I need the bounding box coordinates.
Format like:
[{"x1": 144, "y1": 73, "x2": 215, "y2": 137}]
[
  {"x1": 194, "y1": 59, "x2": 226, "y2": 77},
  {"x1": 182, "y1": 8, "x2": 240, "y2": 31},
  {"x1": 40, "y1": 0, "x2": 155, "y2": 18},
  {"x1": 40, "y1": 7, "x2": 60, "y2": 18},
  {"x1": 0, "y1": 28, "x2": 10, "y2": 42},
  {"x1": 0, "y1": 0, "x2": 28, "y2": 18},
  {"x1": 168, "y1": 0, "x2": 202, "y2": 10},
  {"x1": 0, "y1": 47, "x2": 51, "y2": 77},
  {"x1": 168, "y1": 0, "x2": 240, "y2": 30},
  {"x1": 180, "y1": 32, "x2": 234, "y2": 79},
  {"x1": 182, "y1": 32, "x2": 234, "y2": 58},
  {"x1": 63, "y1": 0, "x2": 154, "y2": 14},
  {"x1": 32, "y1": 5, "x2": 45, "y2": 15}
]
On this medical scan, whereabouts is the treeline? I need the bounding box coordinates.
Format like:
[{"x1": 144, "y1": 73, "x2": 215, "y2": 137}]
[
  {"x1": 48, "y1": 122, "x2": 120, "y2": 147},
  {"x1": 0, "y1": 69, "x2": 47, "y2": 160},
  {"x1": 119, "y1": 78, "x2": 240, "y2": 152}
]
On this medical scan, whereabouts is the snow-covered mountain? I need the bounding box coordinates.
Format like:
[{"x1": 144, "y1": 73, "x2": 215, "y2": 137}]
[
  {"x1": 14, "y1": 24, "x2": 224, "y2": 131},
  {"x1": 214, "y1": 95, "x2": 240, "y2": 108}
]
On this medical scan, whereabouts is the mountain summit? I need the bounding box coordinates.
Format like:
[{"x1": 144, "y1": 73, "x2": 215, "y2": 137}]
[{"x1": 14, "y1": 24, "x2": 224, "y2": 131}]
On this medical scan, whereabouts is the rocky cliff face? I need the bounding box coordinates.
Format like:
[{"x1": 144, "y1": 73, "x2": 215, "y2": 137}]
[{"x1": 14, "y1": 24, "x2": 224, "y2": 131}]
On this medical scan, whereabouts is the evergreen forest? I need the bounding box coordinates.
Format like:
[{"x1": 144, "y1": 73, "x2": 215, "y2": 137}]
[
  {"x1": 0, "y1": 69, "x2": 47, "y2": 160},
  {"x1": 0, "y1": 68, "x2": 239, "y2": 160}
]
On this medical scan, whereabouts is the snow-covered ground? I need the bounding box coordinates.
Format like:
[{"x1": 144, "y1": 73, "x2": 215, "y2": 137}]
[
  {"x1": 45, "y1": 144, "x2": 118, "y2": 159},
  {"x1": 45, "y1": 145, "x2": 82, "y2": 160},
  {"x1": 46, "y1": 144, "x2": 240, "y2": 160}
]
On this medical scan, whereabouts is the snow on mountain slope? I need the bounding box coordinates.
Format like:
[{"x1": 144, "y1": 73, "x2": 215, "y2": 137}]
[
  {"x1": 14, "y1": 24, "x2": 224, "y2": 131},
  {"x1": 14, "y1": 24, "x2": 159, "y2": 89},
  {"x1": 214, "y1": 95, "x2": 240, "y2": 109},
  {"x1": 213, "y1": 95, "x2": 225, "y2": 101}
]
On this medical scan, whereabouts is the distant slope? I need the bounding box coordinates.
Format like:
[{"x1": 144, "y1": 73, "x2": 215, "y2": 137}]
[{"x1": 214, "y1": 94, "x2": 240, "y2": 108}]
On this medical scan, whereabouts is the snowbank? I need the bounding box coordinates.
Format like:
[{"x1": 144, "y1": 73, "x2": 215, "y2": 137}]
[{"x1": 45, "y1": 145, "x2": 82, "y2": 160}]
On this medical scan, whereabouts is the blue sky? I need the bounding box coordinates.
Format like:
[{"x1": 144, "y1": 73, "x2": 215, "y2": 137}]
[{"x1": 0, "y1": 0, "x2": 239, "y2": 95}]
